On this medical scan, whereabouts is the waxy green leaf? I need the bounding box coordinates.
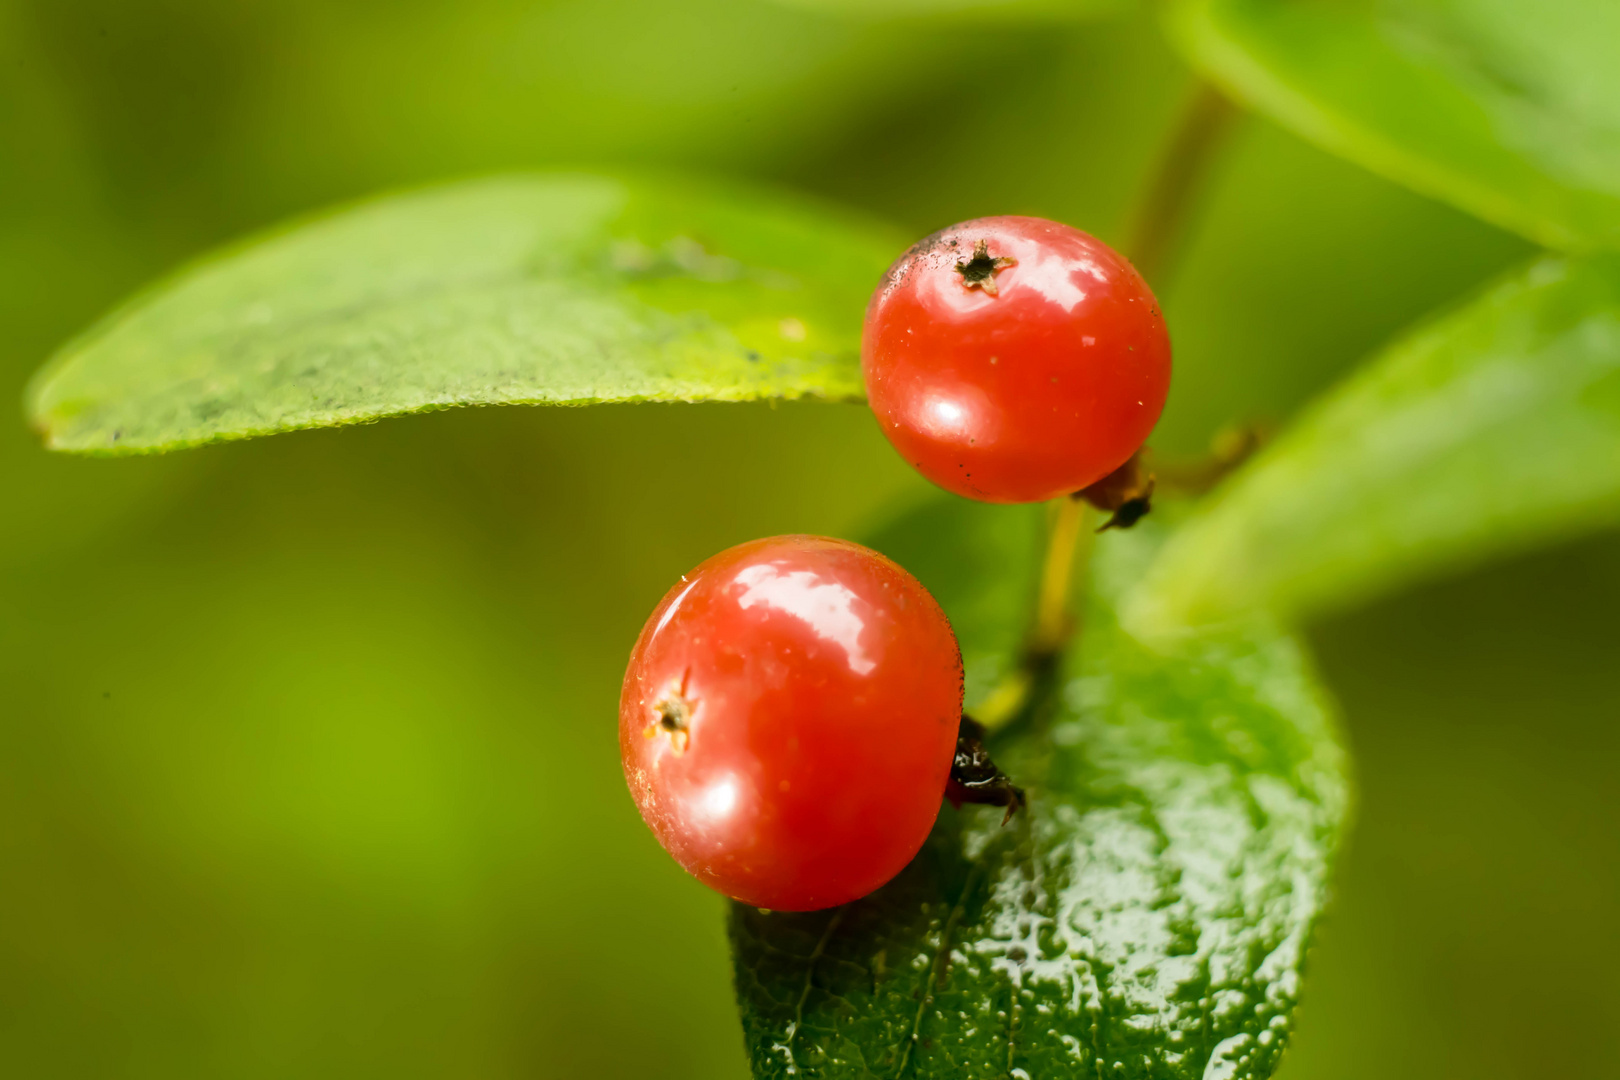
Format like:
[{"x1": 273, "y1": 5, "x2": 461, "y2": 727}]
[
  {"x1": 1163, "y1": 0, "x2": 1620, "y2": 250},
  {"x1": 1127, "y1": 255, "x2": 1620, "y2": 633},
  {"x1": 27, "y1": 174, "x2": 900, "y2": 454},
  {"x1": 730, "y1": 499, "x2": 1349, "y2": 1080}
]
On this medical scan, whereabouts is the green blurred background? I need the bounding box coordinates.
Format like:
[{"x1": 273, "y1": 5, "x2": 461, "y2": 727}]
[{"x1": 1, "y1": 1, "x2": 1614, "y2": 1076}]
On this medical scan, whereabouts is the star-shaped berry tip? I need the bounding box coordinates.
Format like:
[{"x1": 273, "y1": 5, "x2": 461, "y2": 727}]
[{"x1": 954, "y1": 239, "x2": 1018, "y2": 297}]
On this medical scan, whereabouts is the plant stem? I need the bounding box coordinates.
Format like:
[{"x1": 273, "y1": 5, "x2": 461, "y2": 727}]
[
  {"x1": 1026, "y1": 78, "x2": 1238, "y2": 633},
  {"x1": 1122, "y1": 79, "x2": 1239, "y2": 288},
  {"x1": 975, "y1": 498, "x2": 1093, "y2": 734},
  {"x1": 971, "y1": 666, "x2": 1033, "y2": 733},
  {"x1": 1030, "y1": 495, "x2": 1089, "y2": 656},
  {"x1": 971, "y1": 81, "x2": 1238, "y2": 735}
]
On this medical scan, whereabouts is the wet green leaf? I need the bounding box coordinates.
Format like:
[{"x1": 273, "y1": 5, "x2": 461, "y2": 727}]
[
  {"x1": 1127, "y1": 255, "x2": 1620, "y2": 632},
  {"x1": 26, "y1": 174, "x2": 899, "y2": 454},
  {"x1": 1163, "y1": 0, "x2": 1620, "y2": 250},
  {"x1": 729, "y1": 499, "x2": 1349, "y2": 1080}
]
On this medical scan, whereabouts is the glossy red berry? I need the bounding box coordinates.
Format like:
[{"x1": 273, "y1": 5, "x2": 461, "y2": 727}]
[
  {"x1": 620, "y1": 535, "x2": 962, "y2": 911},
  {"x1": 862, "y1": 215, "x2": 1171, "y2": 504}
]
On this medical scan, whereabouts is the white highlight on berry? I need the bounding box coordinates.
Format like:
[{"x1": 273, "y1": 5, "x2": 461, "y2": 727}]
[
  {"x1": 701, "y1": 777, "x2": 739, "y2": 820},
  {"x1": 733, "y1": 564, "x2": 875, "y2": 675}
]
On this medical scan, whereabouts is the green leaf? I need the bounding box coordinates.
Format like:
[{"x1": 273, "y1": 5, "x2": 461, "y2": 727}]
[
  {"x1": 729, "y1": 499, "x2": 1349, "y2": 1080},
  {"x1": 1126, "y1": 254, "x2": 1620, "y2": 633},
  {"x1": 1162, "y1": 0, "x2": 1620, "y2": 250},
  {"x1": 26, "y1": 174, "x2": 900, "y2": 454}
]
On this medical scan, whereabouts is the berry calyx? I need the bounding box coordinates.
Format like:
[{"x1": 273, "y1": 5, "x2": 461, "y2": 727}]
[
  {"x1": 955, "y1": 239, "x2": 1018, "y2": 297},
  {"x1": 945, "y1": 716, "x2": 1024, "y2": 824},
  {"x1": 619, "y1": 535, "x2": 963, "y2": 912},
  {"x1": 1082, "y1": 449, "x2": 1156, "y2": 532},
  {"x1": 862, "y1": 215, "x2": 1172, "y2": 504}
]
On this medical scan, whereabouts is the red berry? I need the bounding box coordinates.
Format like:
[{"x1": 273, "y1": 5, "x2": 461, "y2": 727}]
[
  {"x1": 862, "y1": 216, "x2": 1171, "y2": 504},
  {"x1": 620, "y1": 535, "x2": 962, "y2": 911}
]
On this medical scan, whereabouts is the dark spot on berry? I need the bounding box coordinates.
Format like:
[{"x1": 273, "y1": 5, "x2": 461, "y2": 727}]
[{"x1": 879, "y1": 226, "x2": 961, "y2": 294}]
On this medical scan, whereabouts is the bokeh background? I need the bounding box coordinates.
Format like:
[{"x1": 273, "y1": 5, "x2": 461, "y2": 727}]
[{"x1": 2, "y1": 1, "x2": 1615, "y2": 1077}]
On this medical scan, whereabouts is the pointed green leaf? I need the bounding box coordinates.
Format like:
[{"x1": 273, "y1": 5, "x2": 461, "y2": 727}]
[
  {"x1": 1127, "y1": 255, "x2": 1620, "y2": 633},
  {"x1": 26, "y1": 174, "x2": 900, "y2": 454},
  {"x1": 1163, "y1": 0, "x2": 1620, "y2": 250},
  {"x1": 729, "y1": 499, "x2": 1349, "y2": 1080}
]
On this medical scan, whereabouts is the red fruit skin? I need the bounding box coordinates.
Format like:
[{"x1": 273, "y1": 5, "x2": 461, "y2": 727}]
[
  {"x1": 619, "y1": 535, "x2": 962, "y2": 912},
  {"x1": 862, "y1": 215, "x2": 1171, "y2": 504}
]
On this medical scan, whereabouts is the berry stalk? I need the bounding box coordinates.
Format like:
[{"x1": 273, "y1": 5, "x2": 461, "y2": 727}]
[
  {"x1": 1031, "y1": 493, "x2": 1092, "y2": 656},
  {"x1": 975, "y1": 82, "x2": 1236, "y2": 734}
]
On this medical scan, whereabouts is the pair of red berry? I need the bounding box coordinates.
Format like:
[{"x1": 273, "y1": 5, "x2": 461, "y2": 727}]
[{"x1": 620, "y1": 216, "x2": 1172, "y2": 911}]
